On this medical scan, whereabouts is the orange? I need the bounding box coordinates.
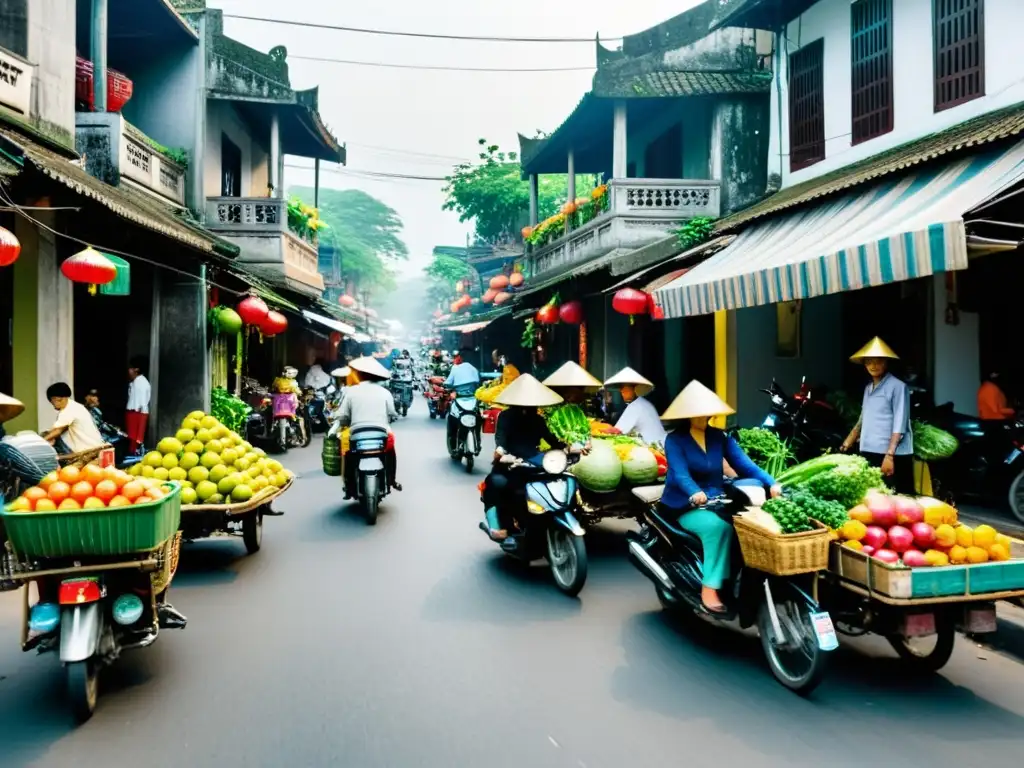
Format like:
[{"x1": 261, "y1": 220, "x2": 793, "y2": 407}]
[
  {"x1": 145, "y1": 487, "x2": 166, "y2": 499},
  {"x1": 35, "y1": 498, "x2": 57, "y2": 512},
  {"x1": 948, "y1": 545, "x2": 968, "y2": 564},
  {"x1": 989, "y1": 543, "x2": 1011, "y2": 562},
  {"x1": 82, "y1": 463, "x2": 105, "y2": 486},
  {"x1": 955, "y1": 525, "x2": 973, "y2": 549},
  {"x1": 47, "y1": 481, "x2": 71, "y2": 503},
  {"x1": 93, "y1": 479, "x2": 118, "y2": 502},
  {"x1": 112, "y1": 470, "x2": 132, "y2": 488},
  {"x1": 934, "y1": 524, "x2": 957, "y2": 549},
  {"x1": 58, "y1": 465, "x2": 81, "y2": 485},
  {"x1": 842, "y1": 540, "x2": 864, "y2": 551},
  {"x1": 924, "y1": 549, "x2": 950, "y2": 567},
  {"x1": 973, "y1": 525, "x2": 998, "y2": 550},
  {"x1": 70, "y1": 481, "x2": 95, "y2": 504},
  {"x1": 82, "y1": 497, "x2": 106, "y2": 509},
  {"x1": 966, "y1": 546, "x2": 989, "y2": 564},
  {"x1": 38, "y1": 471, "x2": 58, "y2": 490},
  {"x1": 121, "y1": 481, "x2": 145, "y2": 501},
  {"x1": 9, "y1": 497, "x2": 32, "y2": 512},
  {"x1": 57, "y1": 498, "x2": 81, "y2": 511},
  {"x1": 107, "y1": 495, "x2": 132, "y2": 507},
  {"x1": 23, "y1": 487, "x2": 48, "y2": 505}
]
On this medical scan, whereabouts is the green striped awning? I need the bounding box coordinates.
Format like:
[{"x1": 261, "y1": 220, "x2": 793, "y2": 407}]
[{"x1": 655, "y1": 139, "x2": 1024, "y2": 318}]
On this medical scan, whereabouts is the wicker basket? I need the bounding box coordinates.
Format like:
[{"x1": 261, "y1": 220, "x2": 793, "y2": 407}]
[
  {"x1": 734, "y1": 515, "x2": 830, "y2": 576},
  {"x1": 151, "y1": 532, "x2": 182, "y2": 595}
]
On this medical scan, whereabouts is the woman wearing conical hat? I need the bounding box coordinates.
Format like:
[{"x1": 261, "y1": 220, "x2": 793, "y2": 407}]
[
  {"x1": 604, "y1": 367, "x2": 667, "y2": 446},
  {"x1": 660, "y1": 381, "x2": 782, "y2": 613},
  {"x1": 543, "y1": 361, "x2": 602, "y2": 416},
  {"x1": 840, "y1": 337, "x2": 913, "y2": 494}
]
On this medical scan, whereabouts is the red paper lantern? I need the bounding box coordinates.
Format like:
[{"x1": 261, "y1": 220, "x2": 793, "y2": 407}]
[
  {"x1": 489, "y1": 275, "x2": 510, "y2": 291},
  {"x1": 238, "y1": 296, "x2": 269, "y2": 326},
  {"x1": 558, "y1": 300, "x2": 584, "y2": 325},
  {"x1": 339, "y1": 294, "x2": 356, "y2": 307},
  {"x1": 482, "y1": 289, "x2": 497, "y2": 304},
  {"x1": 494, "y1": 291, "x2": 512, "y2": 305},
  {"x1": 61, "y1": 247, "x2": 117, "y2": 287},
  {"x1": 260, "y1": 310, "x2": 288, "y2": 337},
  {"x1": 509, "y1": 272, "x2": 524, "y2": 288},
  {"x1": 612, "y1": 288, "x2": 648, "y2": 324},
  {"x1": 536, "y1": 304, "x2": 559, "y2": 325},
  {"x1": 647, "y1": 293, "x2": 666, "y2": 320},
  {"x1": 0, "y1": 226, "x2": 20, "y2": 267}
]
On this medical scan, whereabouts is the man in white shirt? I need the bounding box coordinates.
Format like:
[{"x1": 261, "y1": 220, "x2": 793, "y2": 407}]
[
  {"x1": 305, "y1": 359, "x2": 333, "y2": 391},
  {"x1": 42, "y1": 382, "x2": 105, "y2": 454},
  {"x1": 604, "y1": 367, "x2": 667, "y2": 446},
  {"x1": 336, "y1": 356, "x2": 400, "y2": 497},
  {"x1": 125, "y1": 357, "x2": 151, "y2": 453}
]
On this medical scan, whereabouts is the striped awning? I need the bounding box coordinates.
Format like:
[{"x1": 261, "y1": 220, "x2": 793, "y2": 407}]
[{"x1": 655, "y1": 140, "x2": 1024, "y2": 318}]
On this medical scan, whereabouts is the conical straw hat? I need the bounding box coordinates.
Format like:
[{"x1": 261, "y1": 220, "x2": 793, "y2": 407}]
[
  {"x1": 0, "y1": 392, "x2": 24, "y2": 423},
  {"x1": 661, "y1": 380, "x2": 735, "y2": 421},
  {"x1": 495, "y1": 374, "x2": 564, "y2": 408},
  {"x1": 603, "y1": 367, "x2": 654, "y2": 397},
  {"x1": 331, "y1": 366, "x2": 351, "y2": 378},
  {"x1": 348, "y1": 356, "x2": 391, "y2": 381},
  {"x1": 849, "y1": 336, "x2": 899, "y2": 362},
  {"x1": 543, "y1": 362, "x2": 602, "y2": 393}
]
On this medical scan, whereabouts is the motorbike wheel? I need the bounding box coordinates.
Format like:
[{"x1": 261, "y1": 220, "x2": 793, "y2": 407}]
[
  {"x1": 429, "y1": 411, "x2": 436, "y2": 420},
  {"x1": 757, "y1": 596, "x2": 828, "y2": 695},
  {"x1": 67, "y1": 659, "x2": 100, "y2": 723},
  {"x1": 465, "y1": 455, "x2": 474, "y2": 473},
  {"x1": 300, "y1": 417, "x2": 313, "y2": 448},
  {"x1": 546, "y1": 528, "x2": 588, "y2": 597},
  {"x1": 885, "y1": 613, "x2": 955, "y2": 673},
  {"x1": 1008, "y1": 470, "x2": 1024, "y2": 524},
  {"x1": 402, "y1": 404, "x2": 408, "y2": 418},
  {"x1": 363, "y1": 475, "x2": 379, "y2": 526},
  {"x1": 242, "y1": 511, "x2": 263, "y2": 554}
]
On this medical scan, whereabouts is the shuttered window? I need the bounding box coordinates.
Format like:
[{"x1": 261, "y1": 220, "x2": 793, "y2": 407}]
[
  {"x1": 934, "y1": 0, "x2": 985, "y2": 112},
  {"x1": 789, "y1": 39, "x2": 825, "y2": 172},
  {"x1": 851, "y1": 0, "x2": 893, "y2": 144}
]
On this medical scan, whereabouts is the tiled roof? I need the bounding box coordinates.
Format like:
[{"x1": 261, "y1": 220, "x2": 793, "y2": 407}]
[
  {"x1": 593, "y1": 69, "x2": 771, "y2": 99},
  {"x1": 718, "y1": 100, "x2": 1024, "y2": 231}
]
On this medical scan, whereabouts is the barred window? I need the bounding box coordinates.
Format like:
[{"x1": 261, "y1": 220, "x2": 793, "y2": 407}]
[
  {"x1": 851, "y1": 0, "x2": 893, "y2": 144},
  {"x1": 934, "y1": 0, "x2": 985, "y2": 112},
  {"x1": 789, "y1": 39, "x2": 825, "y2": 172}
]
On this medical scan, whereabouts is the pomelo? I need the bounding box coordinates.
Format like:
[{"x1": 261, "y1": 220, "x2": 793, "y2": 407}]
[
  {"x1": 205, "y1": 439, "x2": 224, "y2": 455},
  {"x1": 141, "y1": 465, "x2": 155, "y2": 478},
  {"x1": 175, "y1": 428, "x2": 195, "y2": 444},
  {"x1": 162, "y1": 453, "x2": 179, "y2": 470},
  {"x1": 220, "y1": 448, "x2": 239, "y2": 465},
  {"x1": 157, "y1": 437, "x2": 183, "y2": 456},
  {"x1": 195, "y1": 480, "x2": 218, "y2": 501},
  {"x1": 231, "y1": 484, "x2": 253, "y2": 502},
  {"x1": 235, "y1": 457, "x2": 251, "y2": 472},
  {"x1": 168, "y1": 467, "x2": 187, "y2": 482},
  {"x1": 195, "y1": 428, "x2": 214, "y2": 444},
  {"x1": 239, "y1": 440, "x2": 253, "y2": 454},
  {"x1": 185, "y1": 440, "x2": 204, "y2": 455},
  {"x1": 213, "y1": 425, "x2": 230, "y2": 440},
  {"x1": 179, "y1": 452, "x2": 200, "y2": 470},
  {"x1": 153, "y1": 468, "x2": 170, "y2": 481},
  {"x1": 186, "y1": 410, "x2": 206, "y2": 422},
  {"x1": 200, "y1": 452, "x2": 221, "y2": 469},
  {"x1": 200, "y1": 415, "x2": 219, "y2": 430},
  {"x1": 187, "y1": 466, "x2": 209, "y2": 484},
  {"x1": 144, "y1": 451, "x2": 164, "y2": 468},
  {"x1": 217, "y1": 475, "x2": 238, "y2": 495},
  {"x1": 208, "y1": 465, "x2": 229, "y2": 484},
  {"x1": 181, "y1": 417, "x2": 201, "y2": 433},
  {"x1": 207, "y1": 493, "x2": 224, "y2": 504},
  {"x1": 180, "y1": 487, "x2": 198, "y2": 504}
]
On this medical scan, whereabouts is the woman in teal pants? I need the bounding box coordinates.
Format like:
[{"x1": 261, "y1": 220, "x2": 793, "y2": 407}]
[{"x1": 659, "y1": 381, "x2": 782, "y2": 612}]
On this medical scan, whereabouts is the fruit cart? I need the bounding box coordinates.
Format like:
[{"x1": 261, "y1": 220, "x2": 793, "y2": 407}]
[{"x1": 178, "y1": 477, "x2": 293, "y2": 555}]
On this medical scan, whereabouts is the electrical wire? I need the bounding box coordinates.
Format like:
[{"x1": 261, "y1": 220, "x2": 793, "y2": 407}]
[
  {"x1": 288, "y1": 54, "x2": 594, "y2": 73},
  {"x1": 223, "y1": 14, "x2": 621, "y2": 44},
  {"x1": 346, "y1": 143, "x2": 472, "y2": 163},
  {"x1": 285, "y1": 163, "x2": 449, "y2": 182}
]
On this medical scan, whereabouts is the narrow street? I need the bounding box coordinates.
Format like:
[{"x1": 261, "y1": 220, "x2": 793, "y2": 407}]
[{"x1": 3, "y1": 404, "x2": 1024, "y2": 767}]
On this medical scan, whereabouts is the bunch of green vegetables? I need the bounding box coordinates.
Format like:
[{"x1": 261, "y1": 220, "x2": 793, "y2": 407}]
[
  {"x1": 911, "y1": 420, "x2": 959, "y2": 461},
  {"x1": 735, "y1": 427, "x2": 795, "y2": 477},
  {"x1": 788, "y1": 489, "x2": 848, "y2": 529},
  {"x1": 762, "y1": 497, "x2": 814, "y2": 534},
  {"x1": 803, "y1": 460, "x2": 886, "y2": 510},
  {"x1": 211, "y1": 387, "x2": 252, "y2": 434}
]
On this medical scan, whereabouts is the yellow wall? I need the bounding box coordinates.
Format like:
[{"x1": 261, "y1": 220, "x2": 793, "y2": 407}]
[
  {"x1": 714, "y1": 310, "x2": 737, "y2": 428},
  {"x1": 7, "y1": 222, "x2": 39, "y2": 432}
]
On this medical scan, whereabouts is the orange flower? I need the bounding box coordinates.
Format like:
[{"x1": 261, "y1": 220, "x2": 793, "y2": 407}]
[
  {"x1": 521, "y1": 226, "x2": 534, "y2": 238},
  {"x1": 592, "y1": 184, "x2": 608, "y2": 199},
  {"x1": 560, "y1": 201, "x2": 578, "y2": 215}
]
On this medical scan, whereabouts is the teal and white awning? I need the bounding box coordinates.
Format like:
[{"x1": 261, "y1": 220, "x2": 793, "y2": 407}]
[{"x1": 655, "y1": 140, "x2": 1024, "y2": 318}]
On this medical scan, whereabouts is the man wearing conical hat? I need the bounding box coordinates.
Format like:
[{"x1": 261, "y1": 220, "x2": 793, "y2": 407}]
[
  {"x1": 0, "y1": 392, "x2": 24, "y2": 438},
  {"x1": 841, "y1": 337, "x2": 913, "y2": 493},
  {"x1": 480, "y1": 375, "x2": 565, "y2": 541},
  {"x1": 336, "y1": 356, "x2": 401, "y2": 498},
  {"x1": 604, "y1": 367, "x2": 666, "y2": 446},
  {"x1": 544, "y1": 361, "x2": 602, "y2": 415},
  {"x1": 660, "y1": 381, "x2": 781, "y2": 613}
]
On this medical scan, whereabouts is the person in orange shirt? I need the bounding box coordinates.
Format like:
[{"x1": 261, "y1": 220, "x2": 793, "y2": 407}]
[{"x1": 978, "y1": 372, "x2": 1015, "y2": 420}]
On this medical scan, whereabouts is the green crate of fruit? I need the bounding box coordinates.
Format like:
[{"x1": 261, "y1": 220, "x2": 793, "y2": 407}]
[{"x1": 1, "y1": 482, "x2": 181, "y2": 558}]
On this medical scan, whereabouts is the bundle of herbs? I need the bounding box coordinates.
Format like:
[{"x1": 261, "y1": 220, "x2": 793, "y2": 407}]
[{"x1": 735, "y1": 427, "x2": 795, "y2": 478}]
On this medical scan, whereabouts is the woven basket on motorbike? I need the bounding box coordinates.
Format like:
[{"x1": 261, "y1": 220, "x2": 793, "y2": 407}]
[
  {"x1": 151, "y1": 531, "x2": 182, "y2": 595},
  {"x1": 733, "y1": 515, "x2": 830, "y2": 576},
  {"x1": 57, "y1": 445, "x2": 108, "y2": 469}
]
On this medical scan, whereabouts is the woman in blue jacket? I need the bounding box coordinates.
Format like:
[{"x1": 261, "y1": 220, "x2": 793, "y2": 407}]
[{"x1": 660, "y1": 381, "x2": 782, "y2": 613}]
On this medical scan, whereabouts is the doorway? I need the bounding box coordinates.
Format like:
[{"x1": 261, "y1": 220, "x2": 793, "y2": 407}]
[
  {"x1": 644, "y1": 122, "x2": 683, "y2": 179},
  {"x1": 221, "y1": 134, "x2": 242, "y2": 197}
]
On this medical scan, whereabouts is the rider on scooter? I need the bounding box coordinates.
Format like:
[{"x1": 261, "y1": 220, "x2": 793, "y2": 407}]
[
  {"x1": 336, "y1": 356, "x2": 401, "y2": 498},
  {"x1": 444, "y1": 346, "x2": 481, "y2": 448}
]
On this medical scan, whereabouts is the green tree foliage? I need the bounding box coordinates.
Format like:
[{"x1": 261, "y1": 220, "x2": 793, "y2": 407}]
[
  {"x1": 425, "y1": 253, "x2": 472, "y2": 286},
  {"x1": 443, "y1": 139, "x2": 586, "y2": 244},
  {"x1": 290, "y1": 186, "x2": 408, "y2": 295}
]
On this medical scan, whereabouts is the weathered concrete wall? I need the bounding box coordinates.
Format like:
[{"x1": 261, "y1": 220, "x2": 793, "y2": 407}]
[
  {"x1": 25, "y1": 0, "x2": 75, "y2": 148},
  {"x1": 153, "y1": 270, "x2": 208, "y2": 441},
  {"x1": 204, "y1": 99, "x2": 268, "y2": 198},
  {"x1": 711, "y1": 96, "x2": 770, "y2": 215}
]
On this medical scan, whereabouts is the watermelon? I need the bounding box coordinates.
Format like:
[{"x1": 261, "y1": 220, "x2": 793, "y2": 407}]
[
  {"x1": 622, "y1": 446, "x2": 659, "y2": 484},
  {"x1": 571, "y1": 441, "x2": 622, "y2": 492},
  {"x1": 546, "y1": 404, "x2": 591, "y2": 446}
]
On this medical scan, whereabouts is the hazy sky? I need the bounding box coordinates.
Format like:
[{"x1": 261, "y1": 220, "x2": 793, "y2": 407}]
[{"x1": 214, "y1": 0, "x2": 702, "y2": 279}]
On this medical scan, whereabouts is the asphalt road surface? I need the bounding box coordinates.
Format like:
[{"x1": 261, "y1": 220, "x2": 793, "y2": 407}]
[{"x1": 4, "y1": 402, "x2": 1024, "y2": 767}]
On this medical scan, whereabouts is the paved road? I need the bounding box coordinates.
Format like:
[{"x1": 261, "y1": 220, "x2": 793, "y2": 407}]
[{"x1": 4, "y1": 403, "x2": 1024, "y2": 767}]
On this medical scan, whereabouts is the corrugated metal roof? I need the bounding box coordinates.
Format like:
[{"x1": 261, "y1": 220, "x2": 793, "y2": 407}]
[
  {"x1": 593, "y1": 70, "x2": 772, "y2": 99},
  {"x1": 718, "y1": 100, "x2": 1024, "y2": 232}
]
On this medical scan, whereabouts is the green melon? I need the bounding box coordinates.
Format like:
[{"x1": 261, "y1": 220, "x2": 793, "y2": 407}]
[{"x1": 570, "y1": 441, "x2": 622, "y2": 492}]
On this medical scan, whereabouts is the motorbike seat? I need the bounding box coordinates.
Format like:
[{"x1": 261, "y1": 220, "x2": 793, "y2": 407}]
[
  {"x1": 632, "y1": 485, "x2": 664, "y2": 505},
  {"x1": 350, "y1": 426, "x2": 388, "y2": 453},
  {"x1": 648, "y1": 506, "x2": 703, "y2": 549}
]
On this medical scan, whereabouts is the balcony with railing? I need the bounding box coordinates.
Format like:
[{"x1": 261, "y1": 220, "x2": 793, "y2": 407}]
[
  {"x1": 204, "y1": 196, "x2": 325, "y2": 296},
  {"x1": 528, "y1": 178, "x2": 720, "y2": 278}
]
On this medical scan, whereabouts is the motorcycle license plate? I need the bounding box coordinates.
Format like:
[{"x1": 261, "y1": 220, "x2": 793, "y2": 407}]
[
  {"x1": 761, "y1": 413, "x2": 777, "y2": 428},
  {"x1": 810, "y1": 611, "x2": 839, "y2": 651},
  {"x1": 359, "y1": 457, "x2": 384, "y2": 471},
  {"x1": 901, "y1": 612, "x2": 936, "y2": 638}
]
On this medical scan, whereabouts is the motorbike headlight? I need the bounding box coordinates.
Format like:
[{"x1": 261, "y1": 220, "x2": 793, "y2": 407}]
[
  {"x1": 542, "y1": 450, "x2": 568, "y2": 475},
  {"x1": 460, "y1": 414, "x2": 476, "y2": 427}
]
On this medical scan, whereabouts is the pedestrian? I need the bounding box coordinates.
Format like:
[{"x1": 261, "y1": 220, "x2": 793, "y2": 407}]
[
  {"x1": 41, "y1": 382, "x2": 105, "y2": 455},
  {"x1": 604, "y1": 367, "x2": 667, "y2": 446},
  {"x1": 84, "y1": 388, "x2": 121, "y2": 444},
  {"x1": 840, "y1": 337, "x2": 914, "y2": 494},
  {"x1": 978, "y1": 371, "x2": 1015, "y2": 421},
  {"x1": 492, "y1": 349, "x2": 507, "y2": 371},
  {"x1": 543, "y1": 361, "x2": 602, "y2": 417},
  {"x1": 125, "y1": 356, "x2": 151, "y2": 454}
]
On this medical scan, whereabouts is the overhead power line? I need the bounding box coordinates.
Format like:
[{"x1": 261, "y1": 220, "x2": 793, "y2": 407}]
[
  {"x1": 289, "y1": 54, "x2": 594, "y2": 73},
  {"x1": 347, "y1": 143, "x2": 471, "y2": 163},
  {"x1": 223, "y1": 14, "x2": 622, "y2": 44},
  {"x1": 285, "y1": 163, "x2": 448, "y2": 181}
]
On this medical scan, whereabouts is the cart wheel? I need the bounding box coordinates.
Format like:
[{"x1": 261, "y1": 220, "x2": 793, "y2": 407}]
[
  {"x1": 67, "y1": 659, "x2": 99, "y2": 723},
  {"x1": 243, "y1": 511, "x2": 263, "y2": 554},
  {"x1": 886, "y1": 614, "x2": 956, "y2": 673},
  {"x1": 1008, "y1": 469, "x2": 1024, "y2": 524}
]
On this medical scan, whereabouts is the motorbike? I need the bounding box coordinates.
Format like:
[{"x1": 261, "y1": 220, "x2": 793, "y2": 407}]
[
  {"x1": 425, "y1": 376, "x2": 452, "y2": 420},
  {"x1": 242, "y1": 378, "x2": 273, "y2": 445},
  {"x1": 390, "y1": 365, "x2": 415, "y2": 417},
  {"x1": 478, "y1": 450, "x2": 588, "y2": 596},
  {"x1": 334, "y1": 421, "x2": 392, "y2": 525},
  {"x1": 271, "y1": 392, "x2": 310, "y2": 453},
  {"x1": 626, "y1": 482, "x2": 834, "y2": 694},
  {"x1": 759, "y1": 378, "x2": 846, "y2": 461},
  {"x1": 302, "y1": 385, "x2": 332, "y2": 434},
  {"x1": 447, "y1": 394, "x2": 482, "y2": 472}
]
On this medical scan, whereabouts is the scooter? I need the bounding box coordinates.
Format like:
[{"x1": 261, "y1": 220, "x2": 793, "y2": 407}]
[
  {"x1": 478, "y1": 450, "x2": 588, "y2": 596},
  {"x1": 345, "y1": 425, "x2": 391, "y2": 525},
  {"x1": 390, "y1": 367, "x2": 414, "y2": 417},
  {"x1": 425, "y1": 376, "x2": 452, "y2": 420},
  {"x1": 626, "y1": 482, "x2": 834, "y2": 695},
  {"x1": 302, "y1": 386, "x2": 332, "y2": 433},
  {"x1": 759, "y1": 378, "x2": 845, "y2": 461},
  {"x1": 271, "y1": 392, "x2": 309, "y2": 453},
  {"x1": 447, "y1": 394, "x2": 482, "y2": 472}
]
